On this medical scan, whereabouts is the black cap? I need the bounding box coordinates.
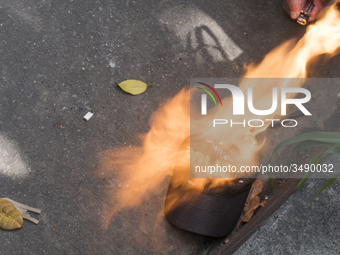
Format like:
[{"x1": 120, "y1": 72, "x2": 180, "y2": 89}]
[{"x1": 164, "y1": 136, "x2": 252, "y2": 238}]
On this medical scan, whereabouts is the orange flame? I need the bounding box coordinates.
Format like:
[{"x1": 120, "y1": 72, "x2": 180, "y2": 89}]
[
  {"x1": 96, "y1": 3, "x2": 340, "y2": 229},
  {"x1": 97, "y1": 90, "x2": 190, "y2": 227}
]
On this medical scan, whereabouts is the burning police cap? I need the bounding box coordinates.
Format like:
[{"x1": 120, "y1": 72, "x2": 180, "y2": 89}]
[{"x1": 164, "y1": 136, "x2": 253, "y2": 238}]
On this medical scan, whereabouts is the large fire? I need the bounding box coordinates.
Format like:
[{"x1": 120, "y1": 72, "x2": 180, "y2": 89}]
[{"x1": 96, "y1": 3, "x2": 340, "y2": 229}]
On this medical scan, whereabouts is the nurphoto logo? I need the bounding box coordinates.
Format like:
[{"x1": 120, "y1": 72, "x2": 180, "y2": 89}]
[{"x1": 197, "y1": 82, "x2": 312, "y2": 128}]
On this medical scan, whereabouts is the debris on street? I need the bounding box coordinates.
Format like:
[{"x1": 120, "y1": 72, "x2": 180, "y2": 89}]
[
  {"x1": 2, "y1": 198, "x2": 41, "y2": 225},
  {"x1": 83, "y1": 112, "x2": 94, "y2": 121}
]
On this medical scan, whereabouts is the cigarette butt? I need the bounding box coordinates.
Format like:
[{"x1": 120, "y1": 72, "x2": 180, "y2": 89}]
[{"x1": 83, "y1": 112, "x2": 94, "y2": 121}]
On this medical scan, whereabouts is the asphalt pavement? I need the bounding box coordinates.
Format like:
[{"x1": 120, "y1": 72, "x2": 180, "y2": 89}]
[{"x1": 0, "y1": 0, "x2": 340, "y2": 254}]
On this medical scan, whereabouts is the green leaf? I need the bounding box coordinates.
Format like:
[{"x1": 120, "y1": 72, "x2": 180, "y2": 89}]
[
  {"x1": 269, "y1": 132, "x2": 340, "y2": 164},
  {"x1": 323, "y1": 145, "x2": 340, "y2": 154},
  {"x1": 268, "y1": 169, "x2": 273, "y2": 193},
  {"x1": 288, "y1": 140, "x2": 329, "y2": 157},
  {"x1": 270, "y1": 131, "x2": 340, "y2": 196},
  {"x1": 293, "y1": 153, "x2": 325, "y2": 193},
  {"x1": 116, "y1": 80, "x2": 154, "y2": 95},
  {"x1": 272, "y1": 132, "x2": 340, "y2": 156},
  {"x1": 314, "y1": 173, "x2": 340, "y2": 197}
]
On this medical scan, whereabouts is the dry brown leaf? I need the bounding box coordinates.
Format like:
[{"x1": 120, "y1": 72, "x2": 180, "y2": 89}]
[
  {"x1": 236, "y1": 196, "x2": 267, "y2": 230},
  {"x1": 0, "y1": 199, "x2": 23, "y2": 230},
  {"x1": 242, "y1": 197, "x2": 266, "y2": 222},
  {"x1": 245, "y1": 178, "x2": 263, "y2": 205}
]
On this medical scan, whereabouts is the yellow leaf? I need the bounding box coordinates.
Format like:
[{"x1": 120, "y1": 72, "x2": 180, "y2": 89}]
[
  {"x1": 0, "y1": 199, "x2": 23, "y2": 230},
  {"x1": 116, "y1": 79, "x2": 154, "y2": 95}
]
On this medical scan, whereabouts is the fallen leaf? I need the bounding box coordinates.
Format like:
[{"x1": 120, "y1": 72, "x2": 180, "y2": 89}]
[
  {"x1": 245, "y1": 178, "x2": 263, "y2": 205},
  {"x1": 0, "y1": 199, "x2": 23, "y2": 230},
  {"x1": 116, "y1": 79, "x2": 154, "y2": 95},
  {"x1": 53, "y1": 118, "x2": 64, "y2": 128},
  {"x1": 236, "y1": 196, "x2": 266, "y2": 230}
]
